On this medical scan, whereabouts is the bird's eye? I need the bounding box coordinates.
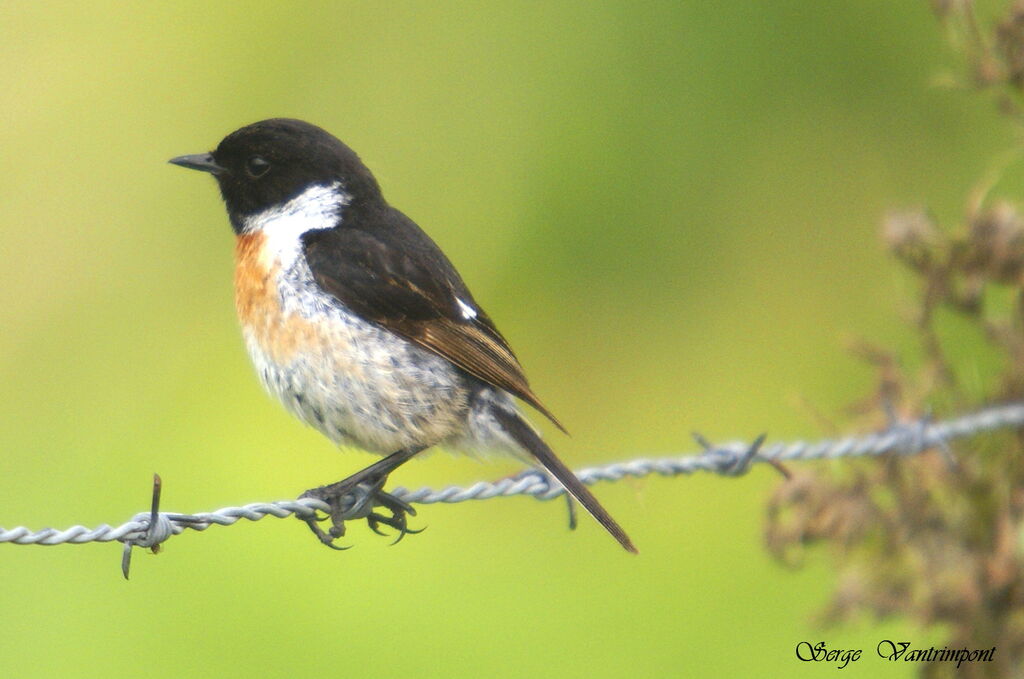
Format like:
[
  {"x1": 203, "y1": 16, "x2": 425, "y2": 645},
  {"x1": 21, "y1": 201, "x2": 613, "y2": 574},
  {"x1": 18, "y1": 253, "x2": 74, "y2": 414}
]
[{"x1": 245, "y1": 156, "x2": 270, "y2": 178}]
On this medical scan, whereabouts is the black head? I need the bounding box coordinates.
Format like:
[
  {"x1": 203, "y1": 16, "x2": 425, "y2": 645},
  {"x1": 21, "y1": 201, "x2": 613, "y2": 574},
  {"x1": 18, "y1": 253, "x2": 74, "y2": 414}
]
[{"x1": 170, "y1": 118, "x2": 381, "y2": 233}]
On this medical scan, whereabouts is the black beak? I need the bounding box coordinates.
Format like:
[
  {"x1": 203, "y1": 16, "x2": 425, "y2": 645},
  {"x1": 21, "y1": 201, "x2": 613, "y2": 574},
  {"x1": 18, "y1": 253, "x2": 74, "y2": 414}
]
[{"x1": 168, "y1": 153, "x2": 226, "y2": 175}]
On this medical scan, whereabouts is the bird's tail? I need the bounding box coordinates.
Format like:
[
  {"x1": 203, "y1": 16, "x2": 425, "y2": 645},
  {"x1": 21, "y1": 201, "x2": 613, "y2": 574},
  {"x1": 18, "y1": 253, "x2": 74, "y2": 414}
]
[{"x1": 492, "y1": 408, "x2": 637, "y2": 554}]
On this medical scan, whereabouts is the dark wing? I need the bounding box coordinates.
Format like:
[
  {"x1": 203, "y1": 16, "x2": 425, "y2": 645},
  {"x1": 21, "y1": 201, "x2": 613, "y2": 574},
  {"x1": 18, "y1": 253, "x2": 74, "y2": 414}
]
[{"x1": 301, "y1": 211, "x2": 566, "y2": 433}]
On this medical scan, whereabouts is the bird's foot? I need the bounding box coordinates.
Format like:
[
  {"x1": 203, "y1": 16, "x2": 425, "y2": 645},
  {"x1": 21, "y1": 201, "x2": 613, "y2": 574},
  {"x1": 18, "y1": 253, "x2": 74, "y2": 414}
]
[
  {"x1": 299, "y1": 474, "x2": 421, "y2": 549},
  {"x1": 366, "y1": 491, "x2": 424, "y2": 543}
]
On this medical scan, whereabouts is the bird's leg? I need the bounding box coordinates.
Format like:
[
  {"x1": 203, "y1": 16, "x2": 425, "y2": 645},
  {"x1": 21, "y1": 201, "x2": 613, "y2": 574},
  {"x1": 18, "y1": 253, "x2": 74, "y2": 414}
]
[{"x1": 299, "y1": 446, "x2": 424, "y2": 549}]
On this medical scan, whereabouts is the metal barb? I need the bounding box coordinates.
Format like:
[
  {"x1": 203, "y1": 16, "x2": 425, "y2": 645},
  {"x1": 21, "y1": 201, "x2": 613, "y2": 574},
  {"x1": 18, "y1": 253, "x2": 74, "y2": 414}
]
[
  {"x1": 565, "y1": 495, "x2": 578, "y2": 531},
  {"x1": 691, "y1": 431, "x2": 714, "y2": 451},
  {"x1": 692, "y1": 431, "x2": 771, "y2": 477},
  {"x1": 883, "y1": 407, "x2": 958, "y2": 470},
  {"x1": 724, "y1": 433, "x2": 767, "y2": 476},
  {"x1": 121, "y1": 473, "x2": 163, "y2": 580},
  {"x1": 765, "y1": 457, "x2": 794, "y2": 479},
  {"x1": 150, "y1": 474, "x2": 163, "y2": 546}
]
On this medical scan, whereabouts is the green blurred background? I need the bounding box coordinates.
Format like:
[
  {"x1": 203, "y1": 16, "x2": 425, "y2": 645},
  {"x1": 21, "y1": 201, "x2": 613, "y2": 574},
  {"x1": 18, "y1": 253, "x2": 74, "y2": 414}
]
[{"x1": 0, "y1": 2, "x2": 1012, "y2": 677}]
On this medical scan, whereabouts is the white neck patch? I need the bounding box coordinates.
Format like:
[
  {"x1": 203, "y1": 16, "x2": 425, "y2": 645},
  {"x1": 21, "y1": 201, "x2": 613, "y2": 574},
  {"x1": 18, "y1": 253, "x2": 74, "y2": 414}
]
[{"x1": 241, "y1": 182, "x2": 350, "y2": 268}]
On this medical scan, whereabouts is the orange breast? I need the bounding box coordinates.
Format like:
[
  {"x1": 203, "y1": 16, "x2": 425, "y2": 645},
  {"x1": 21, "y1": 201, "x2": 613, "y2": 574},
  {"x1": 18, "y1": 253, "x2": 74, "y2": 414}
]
[{"x1": 234, "y1": 233, "x2": 320, "y2": 364}]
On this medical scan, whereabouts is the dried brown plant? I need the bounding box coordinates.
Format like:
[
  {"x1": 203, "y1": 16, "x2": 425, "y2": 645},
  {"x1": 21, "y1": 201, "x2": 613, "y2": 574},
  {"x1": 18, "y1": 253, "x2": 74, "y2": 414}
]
[{"x1": 763, "y1": 3, "x2": 1024, "y2": 676}]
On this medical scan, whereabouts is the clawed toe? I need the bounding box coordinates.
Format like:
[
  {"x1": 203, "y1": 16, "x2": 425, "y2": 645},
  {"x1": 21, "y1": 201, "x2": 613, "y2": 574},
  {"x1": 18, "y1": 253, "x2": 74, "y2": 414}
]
[
  {"x1": 297, "y1": 448, "x2": 426, "y2": 549},
  {"x1": 367, "y1": 503, "x2": 425, "y2": 544},
  {"x1": 298, "y1": 498, "x2": 352, "y2": 549},
  {"x1": 306, "y1": 519, "x2": 351, "y2": 550},
  {"x1": 299, "y1": 479, "x2": 422, "y2": 549}
]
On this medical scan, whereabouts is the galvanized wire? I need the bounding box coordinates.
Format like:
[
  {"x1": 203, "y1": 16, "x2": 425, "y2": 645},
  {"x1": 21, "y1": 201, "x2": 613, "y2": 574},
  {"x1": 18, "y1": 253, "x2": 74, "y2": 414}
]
[{"x1": 2, "y1": 402, "x2": 1022, "y2": 574}]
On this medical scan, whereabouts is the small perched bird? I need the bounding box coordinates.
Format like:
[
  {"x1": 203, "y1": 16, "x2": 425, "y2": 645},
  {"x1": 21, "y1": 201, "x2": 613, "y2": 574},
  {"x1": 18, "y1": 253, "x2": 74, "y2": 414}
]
[{"x1": 170, "y1": 118, "x2": 635, "y2": 553}]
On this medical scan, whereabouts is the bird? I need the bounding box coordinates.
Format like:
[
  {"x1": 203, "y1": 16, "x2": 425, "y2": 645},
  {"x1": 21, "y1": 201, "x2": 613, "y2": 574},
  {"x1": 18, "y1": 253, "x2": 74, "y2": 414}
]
[{"x1": 169, "y1": 118, "x2": 636, "y2": 553}]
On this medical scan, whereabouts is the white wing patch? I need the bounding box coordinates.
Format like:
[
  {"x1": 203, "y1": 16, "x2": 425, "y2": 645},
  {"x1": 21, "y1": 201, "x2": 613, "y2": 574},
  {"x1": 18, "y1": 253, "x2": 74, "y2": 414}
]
[{"x1": 456, "y1": 297, "x2": 478, "y2": 320}]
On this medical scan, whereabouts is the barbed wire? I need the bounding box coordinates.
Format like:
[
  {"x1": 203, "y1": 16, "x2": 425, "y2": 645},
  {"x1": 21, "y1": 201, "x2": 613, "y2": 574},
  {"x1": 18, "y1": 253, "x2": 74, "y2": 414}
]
[{"x1": 2, "y1": 401, "x2": 1023, "y2": 577}]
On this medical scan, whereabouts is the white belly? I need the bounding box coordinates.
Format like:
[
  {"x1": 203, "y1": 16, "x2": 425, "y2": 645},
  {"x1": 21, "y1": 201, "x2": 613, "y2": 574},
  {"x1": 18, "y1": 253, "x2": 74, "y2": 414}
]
[{"x1": 243, "y1": 306, "x2": 471, "y2": 454}]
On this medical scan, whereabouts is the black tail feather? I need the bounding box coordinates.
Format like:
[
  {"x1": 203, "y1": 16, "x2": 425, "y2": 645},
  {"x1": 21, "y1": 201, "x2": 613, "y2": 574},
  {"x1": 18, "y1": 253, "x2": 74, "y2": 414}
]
[{"x1": 493, "y1": 408, "x2": 637, "y2": 554}]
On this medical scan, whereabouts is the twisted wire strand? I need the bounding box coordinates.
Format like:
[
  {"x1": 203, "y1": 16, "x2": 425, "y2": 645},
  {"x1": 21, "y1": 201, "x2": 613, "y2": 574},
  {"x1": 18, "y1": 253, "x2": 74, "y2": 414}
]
[{"x1": 2, "y1": 402, "x2": 1022, "y2": 560}]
